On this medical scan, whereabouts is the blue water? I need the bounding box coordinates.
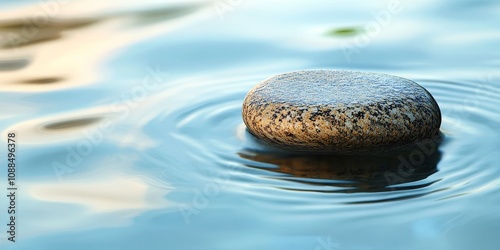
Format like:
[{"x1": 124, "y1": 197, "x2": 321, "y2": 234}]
[{"x1": 1, "y1": 0, "x2": 500, "y2": 249}]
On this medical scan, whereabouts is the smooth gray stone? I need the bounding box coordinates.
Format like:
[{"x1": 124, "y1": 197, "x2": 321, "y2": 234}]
[{"x1": 242, "y1": 70, "x2": 441, "y2": 153}]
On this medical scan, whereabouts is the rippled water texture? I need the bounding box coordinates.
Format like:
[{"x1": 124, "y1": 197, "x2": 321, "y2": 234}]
[{"x1": 1, "y1": 0, "x2": 500, "y2": 249}]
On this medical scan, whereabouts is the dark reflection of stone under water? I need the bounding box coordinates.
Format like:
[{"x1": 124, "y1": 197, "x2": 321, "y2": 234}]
[{"x1": 239, "y1": 134, "x2": 443, "y2": 193}]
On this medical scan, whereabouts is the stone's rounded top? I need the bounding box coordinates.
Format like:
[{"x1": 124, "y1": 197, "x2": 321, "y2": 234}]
[
  {"x1": 249, "y1": 70, "x2": 429, "y2": 107},
  {"x1": 242, "y1": 70, "x2": 442, "y2": 153}
]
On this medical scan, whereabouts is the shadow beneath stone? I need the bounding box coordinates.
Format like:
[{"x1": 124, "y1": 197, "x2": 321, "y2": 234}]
[{"x1": 238, "y1": 133, "x2": 443, "y2": 193}]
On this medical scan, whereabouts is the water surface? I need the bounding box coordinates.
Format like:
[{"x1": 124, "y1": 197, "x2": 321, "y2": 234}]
[{"x1": 1, "y1": 0, "x2": 500, "y2": 249}]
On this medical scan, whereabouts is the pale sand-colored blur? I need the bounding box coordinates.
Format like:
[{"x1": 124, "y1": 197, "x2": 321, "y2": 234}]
[
  {"x1": 30, "y1": 176, "x2": 169, "y2": 213},
  {"x1": 0, "y1": 0, "x2": 209, "y2": 92}
]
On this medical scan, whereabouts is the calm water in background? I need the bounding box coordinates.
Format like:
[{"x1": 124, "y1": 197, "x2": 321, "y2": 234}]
[{"x1": 1, "y1": 0, "x2": 500, "y2": 249}]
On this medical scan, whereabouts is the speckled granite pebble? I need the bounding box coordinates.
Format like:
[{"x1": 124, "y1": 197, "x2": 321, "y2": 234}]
[{"x1": 242, "y1": 70, "x2": 441, "y2": 153}]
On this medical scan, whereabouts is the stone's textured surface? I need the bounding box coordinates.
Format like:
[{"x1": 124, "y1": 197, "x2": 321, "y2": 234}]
[{"x1": 242, "y1": 70, "x2": 442, "y2": 153}]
